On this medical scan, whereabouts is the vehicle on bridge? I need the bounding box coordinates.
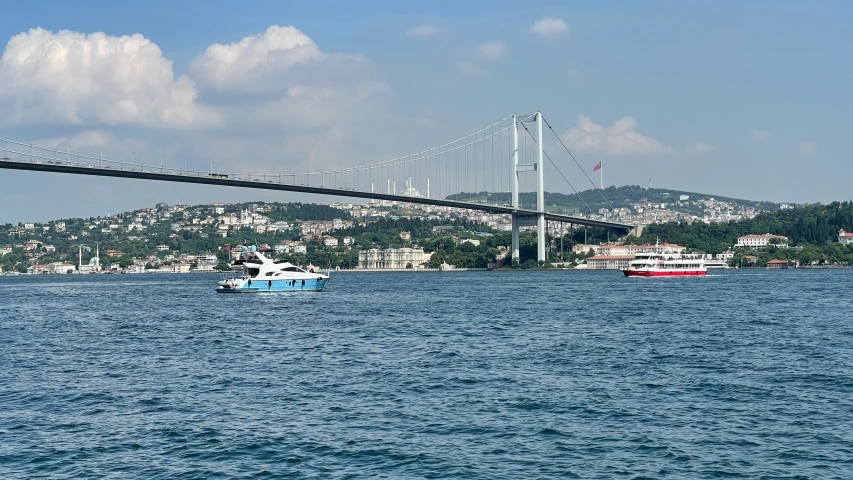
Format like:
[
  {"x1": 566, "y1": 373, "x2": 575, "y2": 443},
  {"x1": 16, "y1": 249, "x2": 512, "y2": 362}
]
[
  {"x1": 217, "y1": 247, "x2": 329, "y2": 293},
  {"x1": 208, "y1": 172, "x2": 229, "y2": 179}
]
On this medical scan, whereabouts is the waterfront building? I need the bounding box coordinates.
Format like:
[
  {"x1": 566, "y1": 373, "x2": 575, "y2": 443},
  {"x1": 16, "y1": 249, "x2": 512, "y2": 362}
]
[
  {"x1": 173, "y1": 262, "x2": 191, "y2": 273},
  {"x1": 736, "y1": 234, "x2": 789, "y2": 248},
  {"x1": 196, "y1": 254, "x2": 218, "y2": 271},
  {"x1": 358, "y1": 248, "x2": 432, "y2": 269},
  {"x1": 46, "y1": 262, "x2": 76, "y2": 274},
  {"x1": 586, "y1": 255, "x2": 634, "y2": 270},
  {"x1": 766, "y1": 259, "x2": 789, "y2": 269}
]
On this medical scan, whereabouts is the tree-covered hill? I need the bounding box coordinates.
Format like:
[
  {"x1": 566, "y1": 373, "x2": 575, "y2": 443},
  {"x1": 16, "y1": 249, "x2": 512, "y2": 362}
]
[
  {"x1": 447, "y1": 185, "x2": 783, "y2": 214},
  {"x1": 632, "y1": 201, "x2": 853, "y2": 264}
]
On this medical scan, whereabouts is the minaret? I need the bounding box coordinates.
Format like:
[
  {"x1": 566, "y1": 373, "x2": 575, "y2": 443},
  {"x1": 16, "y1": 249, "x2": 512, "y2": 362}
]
[
  {"x1": 78, "y1": 245, "x2": 82, "y2": 269},
  {"x1": 427, "y1": 178, "x2": 430, "y2": 199}
]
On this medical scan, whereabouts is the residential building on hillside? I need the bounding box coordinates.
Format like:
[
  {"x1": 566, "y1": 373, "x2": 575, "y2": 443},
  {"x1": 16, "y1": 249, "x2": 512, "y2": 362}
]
[
  {"x1": 717, "y1": 250, "x2": 735, "y2": 261},
  {"x1": 839, "y1": 230, "x2": 853, "y2": 245},
  {"x1": 736, "y1": 234, "x2": 789, "y2": 249}
]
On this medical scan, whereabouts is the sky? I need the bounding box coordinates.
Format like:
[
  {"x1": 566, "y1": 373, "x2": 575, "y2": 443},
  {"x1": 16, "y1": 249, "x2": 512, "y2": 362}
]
[{"x1": 0, "y1": 0, "x2": 850, "y2": 223}]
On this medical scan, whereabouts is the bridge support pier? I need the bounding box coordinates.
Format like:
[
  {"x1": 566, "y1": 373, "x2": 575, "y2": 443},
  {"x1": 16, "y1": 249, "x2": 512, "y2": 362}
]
[
  {"x1": 510, "y1": 111, "x2": 547, "y2": 264},
  {"x1": 536, "y1": 112, "x2": 545, "y2": 263},
  {"x1": 511, "y1": 215, "x2": 520, "y2": 265},
  {"x1": 511, "y1": 113, "x2": 520, "y2": 265}
]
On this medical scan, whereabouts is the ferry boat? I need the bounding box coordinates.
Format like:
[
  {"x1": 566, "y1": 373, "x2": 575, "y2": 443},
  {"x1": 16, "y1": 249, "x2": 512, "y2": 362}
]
[
  {"x1": 704, "y1": 258, "x2": 730, "y2": 269},
  {"x1": 217, "y1": 247, "x2": 329, "y2": 293},
  {"x1": 623, "y1": 250, "x2": 707, "y2": 277}
]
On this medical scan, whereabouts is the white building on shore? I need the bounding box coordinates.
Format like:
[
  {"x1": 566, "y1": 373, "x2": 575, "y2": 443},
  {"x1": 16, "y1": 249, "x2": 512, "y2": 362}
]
[
  {"x1": 736, "y1": 234, "x2": 789, "y2": 249},
  {"x1": 358, "y1": 248, "x2": 432, "y2": 269}
]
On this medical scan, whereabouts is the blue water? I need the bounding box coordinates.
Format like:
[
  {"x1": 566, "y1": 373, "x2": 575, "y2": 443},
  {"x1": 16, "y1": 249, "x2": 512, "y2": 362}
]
[{"x1": 1, "y1": 270, "x2": 852, "y2": 479}]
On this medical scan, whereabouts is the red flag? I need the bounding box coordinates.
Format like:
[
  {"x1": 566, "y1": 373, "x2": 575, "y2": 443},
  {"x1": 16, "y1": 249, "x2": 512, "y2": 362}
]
[{"x1": 592, "y1": 161, "x2": 601, "y2": 172}]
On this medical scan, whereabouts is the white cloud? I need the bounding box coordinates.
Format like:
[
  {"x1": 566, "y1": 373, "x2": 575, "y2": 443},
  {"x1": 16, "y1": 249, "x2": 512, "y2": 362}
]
[
  {"x1": 751, "y1": 130, "x2": 774, "y2": 142},
  {"x1": 190, "y1": 25, "x2": 369, "y2": 94},
  {"x1": 252, "y1": 81, "x2": 390, "y2": 130},
  {"x1": 530, "y1": 16, "x2": 569, "y2": 38},
  {"x1": 24, "y1": 130, "x2": 148, "y2": 168},
  {"x1": 798, "y1": 142, "x2": 818, "y2": 155},
  {"x1": 406, "y1": 24, "x2": 444, "y2": 38},
  {"x1": 33, "y1": 130, "x2": 113, "y2": 150},
  {"x1": 0, "y1": 28, "x2": 218, "y2": 128},
  {"x1": 561, "y1": 115, "x2": 675, "y2": 156},
  {"x1": 687, "y1": 143, "x2": 714, "y2": 154},
  {"x1": 475, "y1": 41, "x2": 507, "y2": 61},
  {"x1": 456, "y1": 61, "x2": 486, "y2": 77}
]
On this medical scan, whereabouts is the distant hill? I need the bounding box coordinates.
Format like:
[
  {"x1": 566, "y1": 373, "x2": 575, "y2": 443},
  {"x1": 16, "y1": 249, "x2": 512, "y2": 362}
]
[{"x1": 447, "y1": 185, "x2": 784, "y2": 215}]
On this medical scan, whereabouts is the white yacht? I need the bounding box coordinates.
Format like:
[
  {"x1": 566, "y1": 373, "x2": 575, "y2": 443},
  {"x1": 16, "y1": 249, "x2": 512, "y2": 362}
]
[{"x1": 217, "y1": 247, "x2": 329, "y2": 293}]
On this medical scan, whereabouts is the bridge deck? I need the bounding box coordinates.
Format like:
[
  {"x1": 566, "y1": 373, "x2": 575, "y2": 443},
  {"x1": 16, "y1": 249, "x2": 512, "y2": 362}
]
[{"x1": 0, "y1": 158, "x2": 631, "y2": 231}]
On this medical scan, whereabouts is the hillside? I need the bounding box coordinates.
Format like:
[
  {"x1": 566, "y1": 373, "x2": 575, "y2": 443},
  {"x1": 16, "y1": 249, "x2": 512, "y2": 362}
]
[
  {"x1": 447, "y1": 185, "x2": 783, "y2": 215},
  {"x1": 632, "y1": 201, "x2": 853, "y2": 265}
]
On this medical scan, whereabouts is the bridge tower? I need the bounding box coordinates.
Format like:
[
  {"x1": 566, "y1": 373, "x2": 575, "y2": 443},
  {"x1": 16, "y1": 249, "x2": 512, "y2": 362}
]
[{"x1": 510, "y1": 112, "x2": 547, "y2": 265}]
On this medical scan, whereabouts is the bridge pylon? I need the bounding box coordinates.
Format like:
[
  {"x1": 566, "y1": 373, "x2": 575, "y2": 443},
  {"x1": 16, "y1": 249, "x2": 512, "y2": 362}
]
[{"x1": 511, "y1": 111, "x2": 547, "y2": 265}]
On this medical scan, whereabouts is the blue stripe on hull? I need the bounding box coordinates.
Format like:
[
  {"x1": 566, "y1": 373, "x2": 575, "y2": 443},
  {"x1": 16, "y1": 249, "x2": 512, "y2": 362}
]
[{"x1": 218, "y1": 278, "x2": 329, "y2": 293}]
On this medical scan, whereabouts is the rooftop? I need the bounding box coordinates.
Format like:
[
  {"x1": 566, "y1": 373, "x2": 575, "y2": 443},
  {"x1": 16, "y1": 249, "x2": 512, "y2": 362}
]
[{"x1": 739, "y1": 234, "x2": 788, "y2": 239}]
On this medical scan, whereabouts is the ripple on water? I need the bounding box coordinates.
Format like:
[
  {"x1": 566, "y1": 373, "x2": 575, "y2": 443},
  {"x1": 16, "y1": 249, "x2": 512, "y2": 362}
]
[{"x1": 1, "y1": 270, "x2": 853, "y2": 479}]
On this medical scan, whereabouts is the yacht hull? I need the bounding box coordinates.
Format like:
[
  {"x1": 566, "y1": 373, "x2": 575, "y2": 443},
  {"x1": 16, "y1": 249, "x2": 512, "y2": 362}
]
[{"x1": 217, "y1": 277, "x2": 329, "y2": 293}]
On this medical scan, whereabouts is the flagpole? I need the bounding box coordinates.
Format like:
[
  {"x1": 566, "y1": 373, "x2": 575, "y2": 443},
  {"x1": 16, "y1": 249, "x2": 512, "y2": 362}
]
[{"x1": 600, "y1": 160, "x2": 603, "y2": 190}]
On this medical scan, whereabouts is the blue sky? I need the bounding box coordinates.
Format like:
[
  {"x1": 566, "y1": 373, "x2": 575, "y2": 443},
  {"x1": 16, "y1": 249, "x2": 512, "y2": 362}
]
[{"x1": 0, "y1": 0, "x2": 850, "y2": 223}]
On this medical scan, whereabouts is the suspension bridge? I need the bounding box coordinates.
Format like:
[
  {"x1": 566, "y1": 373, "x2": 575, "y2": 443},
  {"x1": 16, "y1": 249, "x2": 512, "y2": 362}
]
[{"x1": 0, "y1": 112, "x2": 632, "y2": 263}]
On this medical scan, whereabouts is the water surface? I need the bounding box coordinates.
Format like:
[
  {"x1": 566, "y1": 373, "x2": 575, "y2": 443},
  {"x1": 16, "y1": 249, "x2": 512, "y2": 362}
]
[{"x1": 1, "y1": 270, "x2": 852, "y2": 478}]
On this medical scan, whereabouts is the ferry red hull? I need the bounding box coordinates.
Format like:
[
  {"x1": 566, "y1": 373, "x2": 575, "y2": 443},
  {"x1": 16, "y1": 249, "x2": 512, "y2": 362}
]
[{"x1": 623, "y1": 269, "x2": 707, "y2": 277}]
